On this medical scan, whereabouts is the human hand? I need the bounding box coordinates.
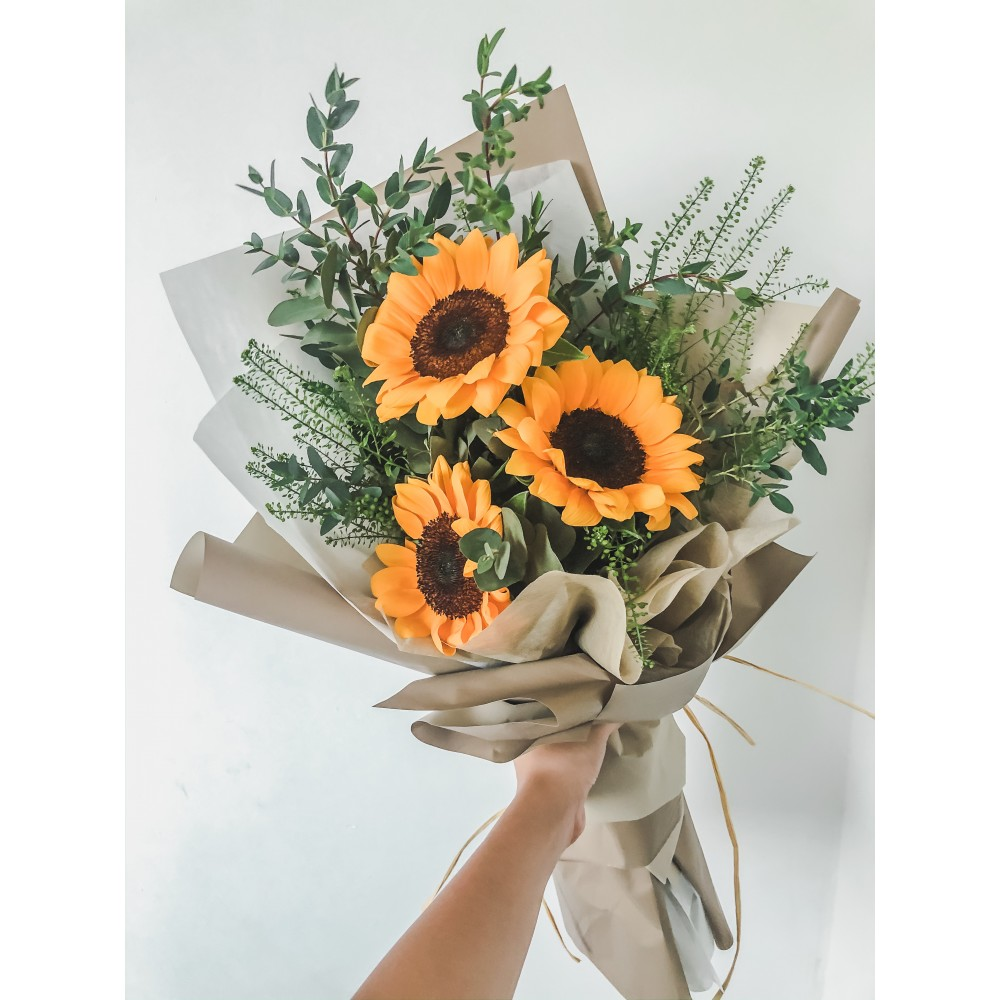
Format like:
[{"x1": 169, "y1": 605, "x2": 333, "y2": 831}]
[{"x1": 512, "y1": 723, "x2": 621, "y2": 846}]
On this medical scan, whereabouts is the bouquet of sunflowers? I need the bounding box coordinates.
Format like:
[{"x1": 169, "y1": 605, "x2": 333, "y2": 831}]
[{"x1": 165, "y1": 30, "x2": 873, "y2": 999}]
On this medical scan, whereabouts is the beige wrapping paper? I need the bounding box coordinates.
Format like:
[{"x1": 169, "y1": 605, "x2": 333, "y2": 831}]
[{"x1": 167, "y1": 89, "x2": 859, "y2": 999}]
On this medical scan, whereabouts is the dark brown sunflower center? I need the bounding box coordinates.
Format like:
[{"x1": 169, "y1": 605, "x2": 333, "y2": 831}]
[
  {"x1": 410, "y1": 288, "x2": 509, "y2": 379},
  {"x1": 416, "y1": 514, "x2": 484, "y2": 619},
  {"x1": 550, "y1": 408, "x2": 646, "y2": 489}
]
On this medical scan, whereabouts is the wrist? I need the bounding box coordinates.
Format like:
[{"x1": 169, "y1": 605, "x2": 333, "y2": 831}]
[{"x1": 512, "y1": 775, "x2": 583, "y2": 848}]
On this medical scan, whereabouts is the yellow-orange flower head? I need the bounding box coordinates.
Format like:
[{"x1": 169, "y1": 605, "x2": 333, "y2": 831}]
[
  {"x1": 361, "y1": 229, "x2": 568, "y2": 425},
  {"x1": 495, "y1": 349, "x2": 704, "y2": 529},
  {"x1": 371, "y1": 456, "x2": 510, "y2": 655}
]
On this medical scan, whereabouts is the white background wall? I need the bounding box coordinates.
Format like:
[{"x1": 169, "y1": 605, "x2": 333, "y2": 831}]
[{"x1": 126, "y1": 1, "x2": 874, "y2": 997}]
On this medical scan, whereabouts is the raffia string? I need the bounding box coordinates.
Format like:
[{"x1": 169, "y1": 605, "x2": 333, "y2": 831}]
[
  {"x1": 694, "y1": 694, "x2": 756, "y2": 746},
  {"x1": 684, "y1": 704, "x2": 742, "y2": 999},
  {"x1": 723, "y1": 654, "x2": 875, "y2": 719},
  {"x1": 540, "y1": 895, "x2": 582, "y2": 963},
  {"x1": 426, "y1": 806, "x2": 582, "y2": 963},
  {"x1": 426, "y1": 808, "x2": 505, "y2": 905}
]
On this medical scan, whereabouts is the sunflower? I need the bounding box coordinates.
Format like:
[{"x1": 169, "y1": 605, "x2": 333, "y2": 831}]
[
  {"x1": 371, "y1": 456, "x2": 510, "y2": 655},
  {"x1": 361, "y1": 228, "x2": 568, "y2": 425},
  {"x1": 495, "y1": 349, "x2": 704, "y2": 529}
]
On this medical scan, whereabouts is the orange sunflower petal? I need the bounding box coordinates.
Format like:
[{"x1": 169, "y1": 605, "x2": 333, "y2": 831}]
[
  {"x1": 375, "y1": 458, "x2": 509, "y2": 653},
  {"x1": 523, "y1": 377, "x2": 562, "y2": 431},
  {"x1": 472, "y1": 378, "x2": 509, "y2": 416},
  {"x1": 486, "y1": 234, "x2": 519, "y2": 295},
  {"x1": 562, "y1": 487, "x2": 602, "y2": 526},
  {"x1": 365, "y1": 232, "x2": 567, "y2": 424},
  {"x1": 374, "y1": 543, "x2": 416, "y2": 568},
  {"x1": 420, "y1": 245, "x2": 460, "y2": 299},
  {"x1": 456, "y1": 227, "x2": 489, "y2": 288},
  {"x1": 394, "y1": 607, "x2": 434, "y2": 638},
  {"x1": 495, "y1": 352, "x2": 702, "y2": 526}
]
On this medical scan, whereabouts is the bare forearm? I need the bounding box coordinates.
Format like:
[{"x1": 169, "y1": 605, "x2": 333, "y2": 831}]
[{"x1": 352, "y1": 779, "x2": 576, "y2": 1000}]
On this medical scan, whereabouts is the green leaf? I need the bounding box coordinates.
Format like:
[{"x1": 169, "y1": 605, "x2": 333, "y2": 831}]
[
  {"x1": 527, "y1": 524, "x2": 563, "y2": 578},
  {"x1": 296, "y1": 191, "x2": 311, "y2": 228},
  {"x1": 328, "y1": 144, "x2": 353, "y2": 177},
  {"x1": 307, "y1": 106, "x2": 325, "y2": 149},
  {"x1": 307, "y1": 445, "x2": 331, "y2": 478},
  {"x1": 622, "y1": 294, "x2": 654, "y2": 309},
  {"x1": 319, "y1": 514, "x2": 341, "y2": 535},
  {"x1": 299, "y1": 232, "x2": 325, "y2": 249},
  {"x1": 325, "y1": 480, "x2": 351, "y2": 505},
  {"x1": 248, "y1": 165, "x2": 263, "y2": 184},
  {"x1": 500, "y1": 507, "x2": 527, "y2": 552},
  {"x1": 301, "y1": 320, "x2": 355, "y2": 348},
  {"x1": 324, "y1": 69, "x2": 343, "y2": 105},
  {"x1": 494, "y1": 540, "x2": 511, "y2": 578},
  {"x1": 320, "y1": 251, "x2": 342, "y2": 308},
  {"x1": 298, "y1": 479, "x2": 322, "y2": 506},
  {"x1": 680, "y1": 260, "x2": 715, "y2": 275},
  {"x1": 540, "y1": 339, "x2": 588, "y2": 366},
  {"x1": 356, "y1": 304, "x2": 379, "y2": 353},
  {"x1": 507, "y1": 492, "x2": 528, "y2": 517},
  {"x1": 768, "y1": 464, "x2": 793, "y2": 481},
  {"x1": 734, "y1": 286, "x2": 764, "y2": 307},
  {"x1": 356, "y1": 182, "x2": 378, "y2": 206},
  {"x1": 473, "y1": 565, "x2": 505, "y2": 592},
  {"x1": 337, "y1": 268, "x2": 360, "y2": 321},
  {"x1": 390, "y1": 253, "x2": 419, "y2": 276},
  {"x1": 427, "y1": 175, "x2": 452, "y2": 220},
  {"x1": 618, "y1": 255, "x2": 631, "y2": 291},
  {"x1": 720, "y1": 269, "x2": 748, "y2": 282},
  {"x1": 316, "y1": 175, "x2": 335, "y2": 205},
  {"x1": 718, "y1": 357, "x2": 731, "y2": 378},
  {"x1": 800, "y1": 440, "x2": 828, "y2": 475},
  {"x1": 573, "y1": 238, "x2": 587, "y2": 278},
  {"x1": 770, "y1": 492, "x2": 794, "y2": 514},
  {"x1": 252, "y1": 255, "x2": 278, "y2": 274},
  {"x1": 412, "y1": 137, "x2": 428, "y2": 170},
  {"x1": 702, "y1": 379, "x2": 720, "y2": 403},
  {"x1": 264, "y1": 187, "x2": 293, "y2": 216},
  {"x1": 653, "y1": 277, "x2": 695, "y2": 296},
  {"x1": 459, "y1": 527, "x2": 504, "y2": 560},
  {"x1": 471, "y1": 95, "x2": 490, "y2": 130},
  {"x1": 328, "y1": 100, "x2": 359, "y2": 129},
  {"x1": 267, "y1": 296, "x2": 329, "y2": 327}
]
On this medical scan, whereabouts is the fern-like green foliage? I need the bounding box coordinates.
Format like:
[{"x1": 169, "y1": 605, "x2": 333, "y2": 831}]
[{"x1": 235, "y1": 340, "x2": 403, "y2": 547}]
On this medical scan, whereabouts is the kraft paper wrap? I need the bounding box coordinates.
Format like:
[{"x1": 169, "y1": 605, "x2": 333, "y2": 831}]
[{"x1": 165, "y1": 88, "x2": 858, "y2": 999}]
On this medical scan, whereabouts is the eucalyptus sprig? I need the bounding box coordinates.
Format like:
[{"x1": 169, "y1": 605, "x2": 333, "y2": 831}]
[{"x1": 455, "y1": 28, "x2": 553, "y2": 232}]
